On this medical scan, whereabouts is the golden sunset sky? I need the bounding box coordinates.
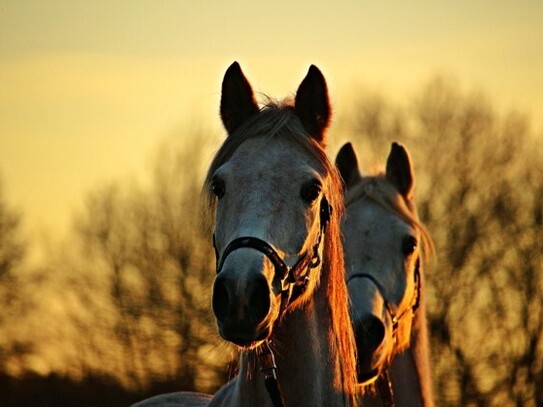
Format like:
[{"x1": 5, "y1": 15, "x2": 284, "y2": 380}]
[{"x1": 1, "y1": 1, "x2": 542, "y2": 250}]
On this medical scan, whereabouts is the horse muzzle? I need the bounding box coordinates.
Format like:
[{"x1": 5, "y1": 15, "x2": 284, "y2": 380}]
[
  {"x1": 354, "y1": 314, "x2": 388, "y2": 384},
  {"x1": 212, "y1": 270, "x2": 275, "y2": 348}
]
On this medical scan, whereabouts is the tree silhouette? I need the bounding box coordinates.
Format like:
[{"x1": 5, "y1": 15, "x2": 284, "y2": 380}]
[
  {"x1": 0, "y1": 179, "x2": 26, "y2": 371},
  {"x1": 0, "y1": 180, "x2": 24, "y2": 281},
  {"x1": 72, "y1": 131, "x2": 229, "y2": 393},
  {"x1": 339, "y1": 77, "x2": 543, "y2": 406}
]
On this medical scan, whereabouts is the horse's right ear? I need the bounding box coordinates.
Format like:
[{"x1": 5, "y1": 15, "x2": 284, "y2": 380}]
[
  {"x1": 335, "y1": 142, "x2": 361, "y2": 189},
  {"x1": 295, "y1": 65, "x2": 331, "y2": 145},
  {"x1": 386, "y1": 142, "x2": 415, "y2": 200},
  {"x1": 220, "y1": 62, "x2": 259, "y2": 135}
]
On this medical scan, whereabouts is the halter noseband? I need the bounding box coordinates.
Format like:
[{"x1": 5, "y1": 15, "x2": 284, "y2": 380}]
[{"x1": 347, "y1": 259, "x2": 421, "y2": 341}]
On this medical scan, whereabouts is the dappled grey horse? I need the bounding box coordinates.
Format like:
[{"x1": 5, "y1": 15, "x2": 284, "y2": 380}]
[
  {"x1": 134, "y1": 63, "x2": 359, "y2": 406},
  {"x1": 337, "y1": 142, "x2": 434, "y2": 407}
]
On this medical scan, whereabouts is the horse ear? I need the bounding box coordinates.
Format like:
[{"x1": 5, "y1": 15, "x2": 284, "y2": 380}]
[
  {"x1": 294, "y1": 65, "x2": 331, "y2": 145},
  {"x1": 386, "y1": 142, "x2": 415, "y2": 200},
  {"x1": 220, "y1": 62, "x2": 259, "y2": 135},
  {"x1": 335, "y1": 142, "x2": 361, "y2": 189}
]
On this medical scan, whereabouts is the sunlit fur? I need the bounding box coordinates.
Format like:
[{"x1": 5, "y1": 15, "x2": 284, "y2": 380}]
[
  {"x1": 203, "y1": 101, "x2": 358, "y2": 401},
  {"x1": 344, "y1": 172, "x2": 435, "y2": 406}
]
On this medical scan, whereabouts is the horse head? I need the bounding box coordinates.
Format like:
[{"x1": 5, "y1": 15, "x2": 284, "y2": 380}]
[
  {"x1": 337, "y1": 142, "x2": 430, "y2": 385},
  {"x1": 206, "y1": 62, "x2": 340, "y2": 350}
]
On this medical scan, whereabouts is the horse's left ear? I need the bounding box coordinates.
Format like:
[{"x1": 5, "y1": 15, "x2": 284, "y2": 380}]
[
  {"x1": 386, "y1": 142, "x2": 415, "y2": 200},
  {"x1": 295, "y1": 65, "x2": 331, "y2": 145},
  {"x1": 335, "y1": 142, "x2": 361, "y2": 189}
]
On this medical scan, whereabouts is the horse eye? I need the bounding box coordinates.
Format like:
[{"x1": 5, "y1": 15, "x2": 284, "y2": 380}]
[
  {"x1": 402, "y1": 235, "x2": 418, "y2": 256},
  {"x1": 301, "y1": 179, "x2": 322, "y2": 203},
  {"x1": 211, "y1": 178, "x2": 225, "y2": 199}
]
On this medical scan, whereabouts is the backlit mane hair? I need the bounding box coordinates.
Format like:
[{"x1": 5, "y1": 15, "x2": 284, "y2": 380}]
[
  {"x1": 345, "y1": 174, "x2": 435, "y2": 260},
  {"x1": 202, "y1": 99, "x2": 358, "y2": 397}
]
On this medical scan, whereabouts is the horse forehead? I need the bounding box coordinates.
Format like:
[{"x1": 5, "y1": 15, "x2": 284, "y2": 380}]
[
  {"x1": 227, "y1": 137, "x2": 322, "y2": 177},
  {"x1": 344, "y1": 200, "x2": 413, "y2": 272},
  {"x1": 347, "y1": 199, "x2": 412, "y2": 240}
]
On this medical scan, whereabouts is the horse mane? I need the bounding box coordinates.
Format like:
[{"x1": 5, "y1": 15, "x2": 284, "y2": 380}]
[
  {"x1": 202, "y1": 98, "x2": 358, "y2": 397},
  {"x1": 345, "y1": 173, "x2": 435, "y2": 259},
  {"x1": 321, "y1": 168, "x2": 359, "y2": 397}
]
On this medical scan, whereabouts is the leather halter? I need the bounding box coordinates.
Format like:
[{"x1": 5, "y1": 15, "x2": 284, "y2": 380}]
[
  {"x1": 347, "y1": 258, "x2": 421, "y2": 407},
  {"x1": 212, "y1": 197, "x2": 332, "y2": 407}
]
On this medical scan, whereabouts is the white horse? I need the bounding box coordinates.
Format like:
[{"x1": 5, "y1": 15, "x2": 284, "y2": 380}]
[
  {"x1": 336, "y1": 142, "x2": 434, "y2": 407},
  {"x1": 134, "y1": 63, "x2": 359, "y2": 406}
]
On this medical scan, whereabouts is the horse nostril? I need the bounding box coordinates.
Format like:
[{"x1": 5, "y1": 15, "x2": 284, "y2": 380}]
[
  {"x1": 358, "y1": 315, "x2": 386, "y2": 352},
  {"x1": 212, "y1": 275, "x2": 230, "y2": 321},
  {"x1": 247, "y1": 275, "x2": 271, "y2": 323}
]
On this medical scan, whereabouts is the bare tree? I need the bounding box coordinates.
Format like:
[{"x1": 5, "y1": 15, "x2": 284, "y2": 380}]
[
  {"x1": 71, "y1": 130, "x2": 229, "y2": 393},
  {"x1": 0, "y1": 179, "x2": 26, "y2": 370},
  {"x1": 0, "y1": 180, "x2": 24, "y2": 281},
  {"x1": 340, "y1": 77, "x2": 543, "y2": 406}
]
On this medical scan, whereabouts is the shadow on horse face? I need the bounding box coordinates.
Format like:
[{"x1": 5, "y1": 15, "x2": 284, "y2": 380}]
[{"x1": 348, "y1": 274, "x2": 391, "y2": 383}]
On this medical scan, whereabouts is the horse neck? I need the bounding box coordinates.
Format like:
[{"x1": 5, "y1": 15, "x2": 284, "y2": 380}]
[
  {"x1": 389, "y1": 269, "x2": 434, "y2": 407},
  {"x1": 230, "y1": 260, "x2": 356, "y2": 407}
]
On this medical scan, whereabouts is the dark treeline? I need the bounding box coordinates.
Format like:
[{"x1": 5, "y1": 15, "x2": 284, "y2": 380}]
[{"x1": 0, "y1": 78, "x2": 541, "y2": 406}]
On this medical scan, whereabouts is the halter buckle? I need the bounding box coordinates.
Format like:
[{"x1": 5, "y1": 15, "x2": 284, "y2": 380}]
[
  {"x1": 259, "y1": 340, "x2": 278, "y2": 380},
  {"x1": 280, "y1": 271, "x2": 295, "y2": 292}
]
